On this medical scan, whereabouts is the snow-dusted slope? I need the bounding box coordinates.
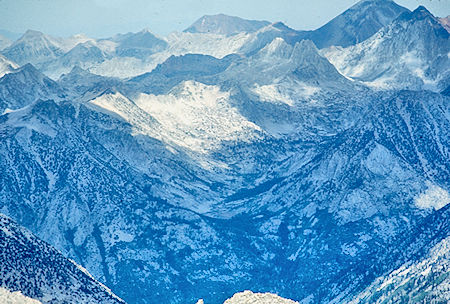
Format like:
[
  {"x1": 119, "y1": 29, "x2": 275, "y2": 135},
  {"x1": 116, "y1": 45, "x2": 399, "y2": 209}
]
[
  {"x1": 0, "y1": 213, "x2": 124, "y2": 304},
  {"x1": 343, "y1": 203, "x2": 450, "y2": 304},
  {"x1": 132, "y1": 81, "x2": 262, "y2": 153},
  {"x1": 323, "y1": 6, "x2": 450, "y2": 91},
  {"x1": 2, "y1": 68, "x2": 449, "y2": 304},
  {"x1": 185, "y1": 14, "x2": 270, "y2": 36},
  {"x1": 350, "y1": 237, "x2": 450, "y2": 304},
  {"x1": 0, "y1": 96, "x2": 271, "y2": 303}
]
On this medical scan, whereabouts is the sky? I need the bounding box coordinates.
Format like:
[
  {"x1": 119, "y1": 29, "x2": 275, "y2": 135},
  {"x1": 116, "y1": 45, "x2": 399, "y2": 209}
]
[{"x1": 0, "y1": 0, "x2": 449, "y2": 39}]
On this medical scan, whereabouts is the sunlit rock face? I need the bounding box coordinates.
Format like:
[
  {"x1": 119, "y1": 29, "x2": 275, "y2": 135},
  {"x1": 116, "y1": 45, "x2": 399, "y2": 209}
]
[{"x1": 197, "y1": 290, "x2": 299, "y2": 304}]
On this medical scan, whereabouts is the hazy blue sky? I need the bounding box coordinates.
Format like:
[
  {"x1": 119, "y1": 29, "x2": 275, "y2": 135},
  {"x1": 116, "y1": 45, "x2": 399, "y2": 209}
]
[{"x1": 0, "y1": 0, "x2": 448, "y2": 38}]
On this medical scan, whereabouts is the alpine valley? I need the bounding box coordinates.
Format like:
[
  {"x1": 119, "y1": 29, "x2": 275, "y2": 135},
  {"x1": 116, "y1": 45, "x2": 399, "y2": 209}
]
[{"x1": 0, "y1": 1, "x2": 449, "y2": 303}]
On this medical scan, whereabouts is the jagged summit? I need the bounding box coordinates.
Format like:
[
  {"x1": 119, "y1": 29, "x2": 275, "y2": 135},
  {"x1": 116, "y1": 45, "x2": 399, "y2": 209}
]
[
  {"x1": 289, "y1": 40, "x2": 347, "y2": 82},
  {"x1": 392, "y1": 5, "x2": 449, "y2": 35},
  {"x1": 184, "y1": 14, "x2": 270, "y2": 36},
  {"x1": 229, "y1": 36, "x2": 348, "y2": 89},
  {"x1": 414, "y1": 5, "x2": 432, "y2": 14},
  {"x1": 399, "y1": 5, "x2": 437, "y2": 22},
  {"x1": 17, "y1": 62, "x2": 39, "y2": 73},
  {"x1": 114, "y1": 28, "x2": 168, "y2": 58},
  {"x1": 59, "y1": 41, "x2": 107, "y2": 63}
]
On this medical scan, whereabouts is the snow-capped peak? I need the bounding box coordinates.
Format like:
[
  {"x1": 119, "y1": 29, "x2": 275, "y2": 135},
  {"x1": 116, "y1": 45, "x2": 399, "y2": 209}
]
[
  {"x1": 2, "y1": 29, "x2": 63, "y2": 66},
  {"x1": 20, "y1": 29, "x2": 48, "y2": 39},
  {"x1": 256, "y1": 37, "x2": 293, "y2": 59},
  {"x1": 289, "y1": 40, "x2": 346, "y2": 82},
  {"x1": 13, "y1": 29, "x2": 63, "y2": 50}
]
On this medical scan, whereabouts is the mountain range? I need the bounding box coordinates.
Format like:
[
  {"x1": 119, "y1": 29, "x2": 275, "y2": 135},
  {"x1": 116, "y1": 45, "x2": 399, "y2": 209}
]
[{"x1": 0, "y1": 0, "x2": 449, "y2": 303}]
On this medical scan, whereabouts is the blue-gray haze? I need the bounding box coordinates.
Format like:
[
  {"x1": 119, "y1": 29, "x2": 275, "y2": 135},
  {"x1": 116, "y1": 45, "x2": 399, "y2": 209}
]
[{"x1": 0, "y1": 0, "x2": 448, "y2": 37}]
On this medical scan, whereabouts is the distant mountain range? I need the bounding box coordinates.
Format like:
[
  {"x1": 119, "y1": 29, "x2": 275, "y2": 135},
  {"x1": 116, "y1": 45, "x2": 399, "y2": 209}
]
[
  {"x1": 184, "y1": 14, "x2": 271, "y2": 36},
  {"x1": 0, "y1": 0, "x2": 449, "y2": 303},
  {"x1": 0, "y1": 0, "x2": 417, "y2": 81}
]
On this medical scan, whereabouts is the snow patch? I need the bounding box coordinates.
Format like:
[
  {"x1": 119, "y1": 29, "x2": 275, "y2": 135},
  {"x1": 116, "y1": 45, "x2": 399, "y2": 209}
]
[
  {"x1": 114, "y1": 230, "x2": 135, "y2": 243},
  {"x1": 252, "y1": 82, "x2": 319, "y2": 107},
  {"x1": 341, "y1": 243, "x2": 358, "y2": 257},
  {"x1": 414, "y1": 182, "x2": 450, "y2": 211},
  {"x1": 135, "y1": 81, "x2": 262, "y2": 153},
  {"x1": 0, "y1": 288, "x2": 41, "y2": 304}
]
